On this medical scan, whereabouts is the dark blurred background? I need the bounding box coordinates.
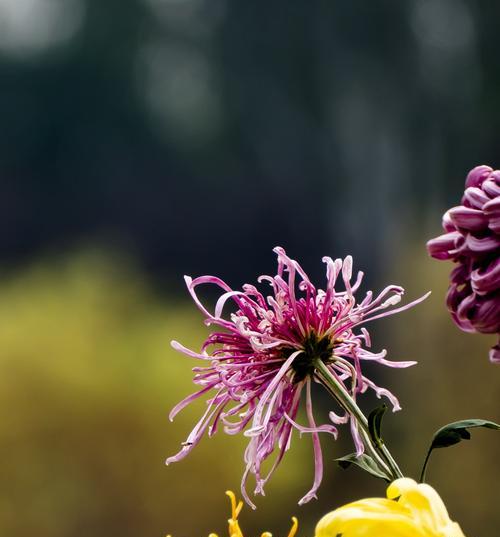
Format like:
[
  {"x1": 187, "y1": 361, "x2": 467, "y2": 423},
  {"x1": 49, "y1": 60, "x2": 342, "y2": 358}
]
[{"x1": 0, "y1": 1, "x2": 499, "y2": 536}]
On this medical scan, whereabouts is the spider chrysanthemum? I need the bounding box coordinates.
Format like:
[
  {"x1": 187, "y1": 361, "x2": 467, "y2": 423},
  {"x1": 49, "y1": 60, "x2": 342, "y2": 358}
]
[{"x1": 168, "y1": 247, "x2": 428, "y2": 506}]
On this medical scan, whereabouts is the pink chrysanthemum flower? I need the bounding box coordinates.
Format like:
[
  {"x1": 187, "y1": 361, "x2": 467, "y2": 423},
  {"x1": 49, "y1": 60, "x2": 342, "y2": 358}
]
[
  {"x1": 427, "y1": 165, "x2": 500, "y2": 363},
  {"x1": 167, "y1": 247, "x2": 428, "y2": 506}
]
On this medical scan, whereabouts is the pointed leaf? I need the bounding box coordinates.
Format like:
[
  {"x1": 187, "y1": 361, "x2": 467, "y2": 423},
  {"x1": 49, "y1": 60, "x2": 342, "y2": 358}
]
[
  {"x1": 368, "y1": 403, "x2": 387, "y2": 448},
  {"x1": 336, "y1": 453, "x2": 390, "y2": 481},
  {"x1": 420, "y1": 418, "x2": 500, "y2": 482},
  {"x1": 430, "y1": 419, "x2": 499, "y2": 449}
]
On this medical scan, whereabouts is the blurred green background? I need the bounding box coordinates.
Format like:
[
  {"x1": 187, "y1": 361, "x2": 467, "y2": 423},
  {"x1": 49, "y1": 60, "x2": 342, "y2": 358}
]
[{"x1": 0, "y1": 1, "x2": 499, "y2": 536}]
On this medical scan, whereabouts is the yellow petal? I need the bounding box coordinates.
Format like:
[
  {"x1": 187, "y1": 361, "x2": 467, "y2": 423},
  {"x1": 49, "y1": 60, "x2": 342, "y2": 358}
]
[
  {"x1": 287, "y1": 517, "x2": 299, "y2": 537},
  {"x1": 315, "y1": 478, "x2": 466, "y2": 537}
]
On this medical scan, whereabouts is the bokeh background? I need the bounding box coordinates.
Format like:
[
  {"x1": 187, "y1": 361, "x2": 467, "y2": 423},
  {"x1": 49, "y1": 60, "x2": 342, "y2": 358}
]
[{"x1": 0, "y1": 1, "x2": 499, "y2": 535}]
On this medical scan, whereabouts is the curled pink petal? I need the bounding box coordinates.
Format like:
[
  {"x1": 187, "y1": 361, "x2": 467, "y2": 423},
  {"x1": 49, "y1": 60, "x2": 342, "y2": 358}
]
[
  {"x1": 442, "y1": 210, "x2": 457, "y2": 231},
  {"x1": 462, "y1": 186, "x2": 491, "y2": 209},
  {"x1": 482, "y1": 177, "x2": 500, "y2": 198},
  {"x1": 464, "y1": 164, "x2": 492, "y2": 189},
  {"x1": 448, "y1": 206, "x2": 488, "y2": 231},
  {"x1": 298, "y1": 380, "x2": 324, "y2": 505},
  {"x1": 464, "y1": 234, "x2": 500, "y2": 253},
  {"x1": 489, "y1": 341, "x2": 500, "y2": 364},
  {"x1": 427, "y1": 232, "x2": 462, "y2": 260},
  {"x1": 484, "y1": 197, "x2": 500, "y2": 233},
  {"x1": 471, "y1": 258, "x2": 500, "y2": 295},
  {"x1": 473, "y1": 296, "x2": 500, "y2": 333}
]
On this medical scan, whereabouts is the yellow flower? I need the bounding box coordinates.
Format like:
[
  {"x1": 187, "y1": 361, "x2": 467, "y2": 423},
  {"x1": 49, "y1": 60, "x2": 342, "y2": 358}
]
[
  {"x1": 166, "y1": 490, "x2": 298, "y2": 537},
  {"x1": 314, "y1": 478, "x2": 466, "y2": 537}
]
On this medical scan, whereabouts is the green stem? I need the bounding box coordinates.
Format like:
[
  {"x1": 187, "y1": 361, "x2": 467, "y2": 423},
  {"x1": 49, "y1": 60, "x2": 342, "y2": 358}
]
[
  {"x1": 419, "y1": 446, "x2": 432, "y2": 483},
  {"x1": 358, "y1": 428, "x2": 392, "y2": 479},
  {"x1": 379, "y1": 442, "x2": 404, "y2": 480},
  {"x1": 315, "y1": 367, "x2": 391, "y2": 478},
  {"x1": 314, "y1": 358, "x2": 404, "y2": 481}
]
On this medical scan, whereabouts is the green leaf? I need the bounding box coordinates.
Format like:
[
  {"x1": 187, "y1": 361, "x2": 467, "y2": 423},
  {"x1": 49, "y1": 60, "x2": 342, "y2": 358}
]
[
  {"x1": 336, "y1": 453, "x2": 390, "y2": 482},
  {"x1": 429, "y1": 419, "x2": 500, "y2": 448},
  {"x1": 368, "y1": 403, "x2": 387, "y2": 448},
  {"x1": 420, "y1": 418, "x2": 500, "y2": 482}
]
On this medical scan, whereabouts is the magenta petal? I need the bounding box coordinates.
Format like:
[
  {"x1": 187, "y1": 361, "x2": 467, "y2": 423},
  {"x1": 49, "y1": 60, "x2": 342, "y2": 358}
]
[
  {"x1": 482, "y1": 177, "x2": 500, "y2": 198},
  {"x1": 490, "y1": 170, "x2": 500, "y2": 184},
  {"x1": 166, "y1": 396, "x2": 225, "y2": 464},
  {"x1": 473, "y1": 297, "x2": 500, "y2": 333},
  {"x1": 357, "y1": 291, "x2": 431, "y2": 326},
  {"x1": 484, "y1": 197, "x2": 500, "y2": 233},
  {"x1": 298, "y1": 380, "x2": 323, "y2": 505},
  {"x1": 488, "y1": 218, "x2": 500, "y2": 234},
  {"x1": 484, "y1": 196, "x2": 500, "y2": 213},
  {"x1": 464, "y1": 233, "x2": 500, "y2": 253},
  {"x1": 169, "y1": 384, "x2": 219, "y2": 421},
  {"x1": 464, "y1": 165, "x2": 492, "y2": 188},
  {"x1": 455, "y1": 292, "x2": 478, "y2": 325},
  {"x1": 489, "y1": 342, "x2": 500, "y2": 364},
  {"x1": 471, "y1": 259, "x2": 500, "y2": 295},
  {"x1": 462, "y1": 186, "x2": 491, "y2": 209},
  {"x1": 448, "y1": 206, "x2": 488, "y2": 231},
  {"x1": 441, "y1": 210, "x2": 457, "y2": 232},
  {"x1": 446, "y1": 283, "x2": 472, "y2": 329},
  {"x1": 426, "y1": 232, "x2": 461, "y2": 260}
]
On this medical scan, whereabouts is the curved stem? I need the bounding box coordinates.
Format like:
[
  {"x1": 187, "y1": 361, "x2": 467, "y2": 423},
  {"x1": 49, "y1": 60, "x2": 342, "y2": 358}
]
[
  {"x1": 419, "y1": 446, "x2": 432, "y2": 483},
  {"x1": 314, "y1": 358, "x2": 404, "y2": 481}
]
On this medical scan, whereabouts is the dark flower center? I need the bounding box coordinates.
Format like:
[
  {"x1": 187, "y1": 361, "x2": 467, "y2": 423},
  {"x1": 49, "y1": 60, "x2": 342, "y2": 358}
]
[{"x1": 289, "y1": 332, "x2": 334, "y2": 383}]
